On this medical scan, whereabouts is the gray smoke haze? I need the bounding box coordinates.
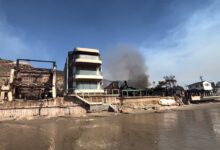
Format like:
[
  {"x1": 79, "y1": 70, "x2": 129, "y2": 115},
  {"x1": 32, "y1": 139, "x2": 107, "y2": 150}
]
[
  {"x1": 140, "y1": 1, "x2": 220, "y2": 85},
  {"x1": 105, "y1": 46, "x2": 150, "y2": 88}
]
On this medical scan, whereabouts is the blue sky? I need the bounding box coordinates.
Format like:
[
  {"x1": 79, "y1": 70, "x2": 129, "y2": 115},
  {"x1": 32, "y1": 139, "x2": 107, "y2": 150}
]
[{"x1": 0, "y1": 0, "x2": 219, "y2": 85}]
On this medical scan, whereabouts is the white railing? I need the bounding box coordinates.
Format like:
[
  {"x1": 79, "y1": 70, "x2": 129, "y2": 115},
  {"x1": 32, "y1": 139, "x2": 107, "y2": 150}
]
[
  {"x1": 68, "y1": 88, "x2": 120, "y2": 104},
  {"x1": 76, "y1": 55, "x2": 100, "y2": 60}
]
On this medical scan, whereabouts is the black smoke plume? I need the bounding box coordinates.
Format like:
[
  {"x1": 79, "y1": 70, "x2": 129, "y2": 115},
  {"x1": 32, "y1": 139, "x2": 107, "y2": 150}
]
[{"x1": 105, "y1": 45, "x2": 150, "y2": 88}]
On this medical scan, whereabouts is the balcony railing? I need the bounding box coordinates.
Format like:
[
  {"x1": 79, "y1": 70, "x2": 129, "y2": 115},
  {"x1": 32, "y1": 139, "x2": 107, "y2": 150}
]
[
  {"x1": 75, "y1": 70, "x2": 97, "y2": 75},
  {"x1": 75, "y1": 55, "x2": 101, "y2": 60},
  {"x1": 74, "y1": 74, "x2": 103, "y2": 80}
]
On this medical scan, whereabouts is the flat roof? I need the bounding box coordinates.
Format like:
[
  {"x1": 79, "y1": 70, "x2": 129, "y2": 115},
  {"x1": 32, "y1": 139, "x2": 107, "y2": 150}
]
[
  {"x1": 188, "y1": 81, "x2": 210, "y2": 86},
  {"x1": 74, "y1": 47, "x2": 99, "y2": 53}
]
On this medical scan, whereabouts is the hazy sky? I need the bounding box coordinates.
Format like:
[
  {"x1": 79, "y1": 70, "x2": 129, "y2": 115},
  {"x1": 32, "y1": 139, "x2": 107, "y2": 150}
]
[{"x1": 0, "y1": 0, "x2": 219, "y2": 86}]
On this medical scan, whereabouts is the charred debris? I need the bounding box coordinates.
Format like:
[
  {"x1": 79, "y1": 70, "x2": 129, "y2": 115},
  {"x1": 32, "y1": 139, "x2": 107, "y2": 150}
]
[
  {"x1": 104, "y1": 75, "x2": 220, "y2": 104},
  {"x1": 104, "y1": 75, "x2": 184, "y2": 97},
  {"x1": 0, "y1": 58, "x2": 64, "y2": 101}
]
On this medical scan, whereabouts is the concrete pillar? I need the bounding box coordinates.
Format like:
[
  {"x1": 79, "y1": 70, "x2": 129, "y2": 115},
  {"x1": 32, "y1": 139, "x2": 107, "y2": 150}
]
[
  {"x1": 0, "y1": 92, "x2": 5, "y2": 101},
  {"x1": 96, "y1": 67, "x2": 99, "y2": 75},
  {"x1": 8, "y1": 91, "x2": 13, "y2": 101},
  {"x1": 52, "y1": 66, "x2": 57, "y2": 99},
  {"x1": 9, "y1": 69, "x2": 15, "y2": 84},
  {"x1": 97, "y1": 82, "x2": 100, "y2": 90}
]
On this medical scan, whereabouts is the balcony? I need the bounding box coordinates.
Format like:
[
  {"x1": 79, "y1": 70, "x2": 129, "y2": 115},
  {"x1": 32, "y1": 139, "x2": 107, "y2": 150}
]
[
  {"x1": 74, "y1": 74, "x2": 103, "y2": 80},
  {"x1": 75, "y1": 55, "x2": 102, "y2": 64},
  {"x1": 74, "y1": 47, "x2": 100, "y2": 53},
  {"x1": 74, "y1": 89, "x2": 104, "y2": 93}
]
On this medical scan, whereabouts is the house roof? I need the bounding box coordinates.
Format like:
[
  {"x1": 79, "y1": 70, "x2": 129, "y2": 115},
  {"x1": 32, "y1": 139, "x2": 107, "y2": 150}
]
[
  {"x1": 188, "y1": 81, "x2": 210, "y2": 87},
  {"x1": 74, "y1": 47, "x2": 99, "y2": 53}
]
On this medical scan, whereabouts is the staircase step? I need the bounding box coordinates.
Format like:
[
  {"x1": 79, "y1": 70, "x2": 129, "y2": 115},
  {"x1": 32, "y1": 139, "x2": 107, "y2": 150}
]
[{"x1": 67, "y1": 95, "x2": 118, "y2": 112}]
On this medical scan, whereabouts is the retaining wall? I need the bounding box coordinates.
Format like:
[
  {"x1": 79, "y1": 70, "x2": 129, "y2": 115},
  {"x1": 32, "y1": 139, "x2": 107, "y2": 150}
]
[
  {"x1": 0, "y1": 98, "x2": 86, "y2": 121},
  {"x1": 120, "y1": 96, "x2": 175, "y2": 112}
]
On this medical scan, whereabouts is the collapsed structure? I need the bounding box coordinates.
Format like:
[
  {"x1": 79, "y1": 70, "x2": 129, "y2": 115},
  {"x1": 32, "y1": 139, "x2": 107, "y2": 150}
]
[
  {"x1": 14, "y1": 59, "x2": 57, "y2": 99},
  {"x1": 0, "y1": 59, "x2": 58, "y2": 101},
  {"x1": 150, "y1": 76, "x2": 184, "y2": 97}
]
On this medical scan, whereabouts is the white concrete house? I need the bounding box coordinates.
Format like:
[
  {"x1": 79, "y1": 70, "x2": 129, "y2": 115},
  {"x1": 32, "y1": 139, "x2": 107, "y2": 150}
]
[
  {"x1": 64, "y1": 47, "x2": 104, "y2": 94},
  {"x1": 188, "y1": 81, "x2": 213, "y2": 91}
]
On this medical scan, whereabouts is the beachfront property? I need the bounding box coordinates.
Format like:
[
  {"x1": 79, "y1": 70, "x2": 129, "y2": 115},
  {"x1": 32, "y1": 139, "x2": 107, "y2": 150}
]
[
  {"x1": 64, "y1": 47, "x2": 104, "y2": 94},
  {"x1": 1, "y1": 48, "x2": 220, "y2": 120},
  {"x1": 188, "y1": 81, "x2": 213, "y2": 91}
]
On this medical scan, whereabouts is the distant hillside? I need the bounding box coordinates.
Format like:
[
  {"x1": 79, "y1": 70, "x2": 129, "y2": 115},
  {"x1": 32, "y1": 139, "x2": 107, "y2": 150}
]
[
  {"x1": 0, "y1": 59, "x2": 13, "y2": 75},
  {"x1": 0, "y1": 59, "x2": 16, "y2": 86}
]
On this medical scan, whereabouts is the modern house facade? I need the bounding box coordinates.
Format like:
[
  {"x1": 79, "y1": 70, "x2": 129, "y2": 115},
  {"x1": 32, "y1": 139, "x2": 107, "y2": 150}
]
[
  {"x1": 188, "y1": 81, "x2": 213, "y2": 91},
  {"x1": 64, "y1": 47, "x2": 104, "y2": 94}
]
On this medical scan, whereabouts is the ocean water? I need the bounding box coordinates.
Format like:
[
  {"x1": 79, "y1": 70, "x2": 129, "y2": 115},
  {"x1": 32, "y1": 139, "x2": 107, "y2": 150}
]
[{"x1": 0, "y1": 105, "x2": 220, "y2": 150}]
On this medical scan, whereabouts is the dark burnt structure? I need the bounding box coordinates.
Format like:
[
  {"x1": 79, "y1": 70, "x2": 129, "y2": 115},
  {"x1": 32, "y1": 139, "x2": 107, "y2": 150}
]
[
  {"x1": 150, "y1": 76, "x2": 184, "y2": 97},
  {"x1": 104, "y1": 80, "x2": 147, "y2": 97},
  {"x1": 13, "y1": 59, "x2": 57, "y2": 100},
  {"x1": 104, "y1": 76, "x2": 184, "y2": 98}
]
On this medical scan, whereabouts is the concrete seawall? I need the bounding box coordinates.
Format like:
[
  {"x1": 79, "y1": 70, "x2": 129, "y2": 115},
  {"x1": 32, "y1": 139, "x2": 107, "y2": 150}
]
[
  {"x1": 0, "y1": 96, "x2": 178, "y2": 120},
  {"x1": 120, "y1": 96, "x2": 176, "y2": 112},
  {"x1": 0, "y1": 98, "x2": 87, "y2": 121}
]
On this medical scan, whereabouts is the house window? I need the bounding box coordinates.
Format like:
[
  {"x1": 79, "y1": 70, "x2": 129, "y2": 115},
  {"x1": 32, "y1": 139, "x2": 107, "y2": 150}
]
[
  {"x1": 77, "y1": 55, "x2": 99, "y2": 60},
  {"x1": 204, "y1": 83, "x2": 210, "y2": 86},
  {"x1": 76, "y1": 82, "x2": 97, "y2": 89},
  {"x1": 76, "y1": 67, "x2": 97, "y2": 75}
]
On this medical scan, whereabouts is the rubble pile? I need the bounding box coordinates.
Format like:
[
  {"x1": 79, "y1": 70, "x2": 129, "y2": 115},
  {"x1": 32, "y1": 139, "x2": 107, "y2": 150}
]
[{"x1": 0, "y1": 58, "x2": 64, "y2": 100}]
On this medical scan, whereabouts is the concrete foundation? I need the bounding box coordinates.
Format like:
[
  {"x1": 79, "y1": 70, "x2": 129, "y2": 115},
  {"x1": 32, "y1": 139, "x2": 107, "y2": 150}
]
[
  {"x1": 0, "y1": 98, "x2": 86, "y2": 121},
  {"x1": 0, "y1": 96, "x2": 178, "y2": 120},
  {"x1": 120, "y1": 96, "x2": 176, "y2": 112}
]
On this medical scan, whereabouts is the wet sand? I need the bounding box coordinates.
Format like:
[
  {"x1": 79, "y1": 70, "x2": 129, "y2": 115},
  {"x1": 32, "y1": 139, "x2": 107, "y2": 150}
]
[{"x1": 0, "y1": 103, "x2": 220, "y2": 150}]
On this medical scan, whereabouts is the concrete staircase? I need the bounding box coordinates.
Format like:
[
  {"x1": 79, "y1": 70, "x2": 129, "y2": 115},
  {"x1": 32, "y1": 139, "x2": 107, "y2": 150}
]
[{"x1": 72, "y1": 94, "x2": 118, "y2": 112}]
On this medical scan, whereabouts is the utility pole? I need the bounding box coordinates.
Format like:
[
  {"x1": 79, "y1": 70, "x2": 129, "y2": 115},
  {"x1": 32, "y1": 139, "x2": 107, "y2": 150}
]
[{"x1": 200, "y1": 76, "x2": 204, "y2": 81}]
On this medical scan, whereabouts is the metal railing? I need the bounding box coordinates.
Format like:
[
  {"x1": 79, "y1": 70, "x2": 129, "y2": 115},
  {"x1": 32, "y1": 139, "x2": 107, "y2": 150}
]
[
  {"x1": 75, "y1": 55, "x2": 101, "y2": 60},
  {"x1": 121, "y1": 89, "x2": 147, "y2": 97},
  {"x1": 68, "y1": 88, "x2": 120, "y2": 104},
  {"x1": 104, "y1": 89, "x2": 120, "y2": 95}
]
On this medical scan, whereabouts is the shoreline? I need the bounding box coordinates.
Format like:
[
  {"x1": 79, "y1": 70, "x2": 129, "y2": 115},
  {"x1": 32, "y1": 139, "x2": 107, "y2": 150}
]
[
  {"x1": 1, "y1": 100, "x2": 220, "y2": 122},
  {"x1": 82, "y1": 100, "x2": 220, "y2": 118},
  {"x1": 129, "y1": 101, "x2": 220, "y2": 113}
]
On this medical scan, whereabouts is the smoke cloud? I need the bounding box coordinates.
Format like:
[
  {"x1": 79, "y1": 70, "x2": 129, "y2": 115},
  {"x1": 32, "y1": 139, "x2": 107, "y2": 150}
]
[
  {"x1": 140, "y1": 0, "x2": 220, "y2": 85},
  {"x1": 105, "y1": 45, "x2": 150, "y2": 88}
]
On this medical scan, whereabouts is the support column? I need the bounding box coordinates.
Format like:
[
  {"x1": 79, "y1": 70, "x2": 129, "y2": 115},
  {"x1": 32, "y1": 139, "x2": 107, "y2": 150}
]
[
  {"x1": 97, "y1": 81, "x2": 100, "y2": 90},
  {"x1": 8, "y1": 69, "x2": 15, "y2": 101},
  {"x1": 8, "y1": 91, "x2": 13, "y2": 101},
  {"x1": 0, "y1": 91, "x2": 5, "y2": 102},
  {"x1": 9, "y1": 69, "x2": 15, "y2": 84},
  {"x1": 52, "y1": 65, "x2": 57, "y2": 99}
]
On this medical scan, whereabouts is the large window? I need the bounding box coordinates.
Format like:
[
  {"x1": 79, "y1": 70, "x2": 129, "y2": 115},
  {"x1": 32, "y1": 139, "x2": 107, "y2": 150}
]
[
  {"x1": 77, "y1": 54, "x2": 99, "y2": 60},
  {"x1": 76, "y1": 67, "x2": 97, "y2": 75},
  {"x1": 76, "y1": 82, "x2": 98, "y2": 89}
]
